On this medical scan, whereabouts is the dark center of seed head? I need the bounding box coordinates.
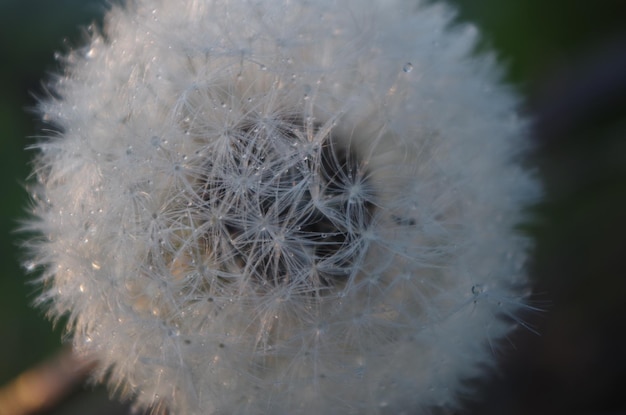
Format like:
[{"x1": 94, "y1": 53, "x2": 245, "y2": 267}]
[{"x1": 200, "y1": 117, "x2": 376, "y2": 292}]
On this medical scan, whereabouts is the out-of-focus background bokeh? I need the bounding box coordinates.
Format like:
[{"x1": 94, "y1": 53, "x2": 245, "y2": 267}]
[{"x1": 1, "y1": 0, "x2": 625, "y2": 414}]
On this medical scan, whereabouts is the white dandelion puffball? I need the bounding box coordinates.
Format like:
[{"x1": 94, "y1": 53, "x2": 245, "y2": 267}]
[{"x1": 26, "y1": 0, "x2": 538, "y2": 413}]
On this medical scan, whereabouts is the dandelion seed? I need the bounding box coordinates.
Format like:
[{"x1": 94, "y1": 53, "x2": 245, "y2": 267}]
[{"x1": 24, "y1": 0, "x2": 539, "y2": 414}]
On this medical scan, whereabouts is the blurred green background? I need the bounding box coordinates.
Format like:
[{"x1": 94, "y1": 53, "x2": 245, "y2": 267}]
[
  {"x1": 0, "y1": 0, "x2": 96, "y2": 385},
  {"x1": 1, "y1": 0, "x2": 625, "y2": 414}
]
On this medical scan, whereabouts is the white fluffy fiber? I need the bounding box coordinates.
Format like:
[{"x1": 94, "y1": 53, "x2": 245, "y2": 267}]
[{"x1": 27, "y1": 0, "x2": 538, "y2": 413}]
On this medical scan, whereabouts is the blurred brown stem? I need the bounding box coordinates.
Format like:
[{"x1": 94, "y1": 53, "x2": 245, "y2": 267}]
[{"x1": 0, "y1": 347, "x2": 95, "y2": 415}]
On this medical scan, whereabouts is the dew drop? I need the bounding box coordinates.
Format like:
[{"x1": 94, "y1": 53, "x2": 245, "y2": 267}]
[
  {"x1": 402, "y1": 62, "x2": 413, "y2": 73},
  {"x1": 25, "y1": 261, "x2": 36, "y2": 272},
  {"x1": 471, "y1": 284, "x2": 483, "y2": 295}
]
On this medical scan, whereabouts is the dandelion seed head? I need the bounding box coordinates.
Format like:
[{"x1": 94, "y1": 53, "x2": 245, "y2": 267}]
[{"x1": 25, "y1": 0, "x2": 539, "y2": 413}]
